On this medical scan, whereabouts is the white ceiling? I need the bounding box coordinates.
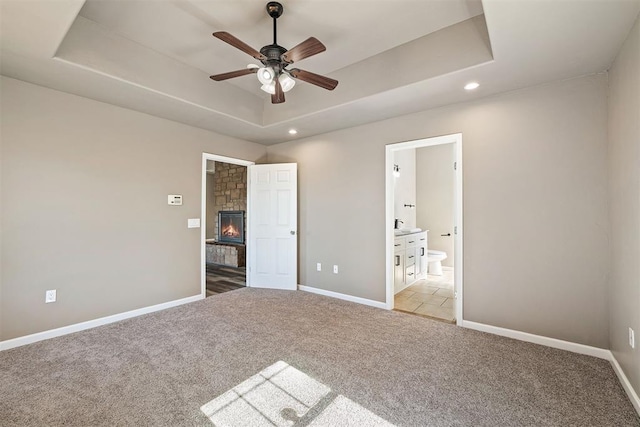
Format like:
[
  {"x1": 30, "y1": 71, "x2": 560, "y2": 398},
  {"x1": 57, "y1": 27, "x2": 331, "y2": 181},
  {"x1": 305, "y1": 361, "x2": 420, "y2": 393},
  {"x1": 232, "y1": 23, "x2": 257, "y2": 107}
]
[{"x1": 1, "y1": 0, "x2": 639, "y2": 145}]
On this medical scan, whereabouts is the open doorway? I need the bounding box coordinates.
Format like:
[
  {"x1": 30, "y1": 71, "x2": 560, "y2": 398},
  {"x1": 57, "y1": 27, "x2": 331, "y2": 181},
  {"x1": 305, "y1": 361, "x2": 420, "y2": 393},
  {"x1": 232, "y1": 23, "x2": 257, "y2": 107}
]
[
  {"x1": 201, "y1": 154, "x2": 254, "y2": 297},
  {"x1": 385, "y1": 134, "x2": 463, "y2": 325}
]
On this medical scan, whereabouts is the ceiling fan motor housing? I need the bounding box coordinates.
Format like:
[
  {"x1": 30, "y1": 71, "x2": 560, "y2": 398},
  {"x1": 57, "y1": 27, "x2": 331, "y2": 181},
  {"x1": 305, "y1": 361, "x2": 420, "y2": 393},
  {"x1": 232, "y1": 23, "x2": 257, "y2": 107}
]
[{"x1": 260, "y1": 44, "x2": 288, "y2": 71}]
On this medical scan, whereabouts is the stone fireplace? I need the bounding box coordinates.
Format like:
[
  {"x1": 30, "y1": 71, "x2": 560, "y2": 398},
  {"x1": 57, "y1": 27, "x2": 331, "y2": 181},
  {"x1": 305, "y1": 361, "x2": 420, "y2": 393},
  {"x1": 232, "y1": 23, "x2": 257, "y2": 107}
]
[
  {"x1": 205, "y1": 162, "x2": 247, "y2": 268},
  {"x1": 218, "y1": 210, "x2": 244, "y2": 244},
  {"x1": 209, "y1": 162, "x2": 247, "y2": 240}
]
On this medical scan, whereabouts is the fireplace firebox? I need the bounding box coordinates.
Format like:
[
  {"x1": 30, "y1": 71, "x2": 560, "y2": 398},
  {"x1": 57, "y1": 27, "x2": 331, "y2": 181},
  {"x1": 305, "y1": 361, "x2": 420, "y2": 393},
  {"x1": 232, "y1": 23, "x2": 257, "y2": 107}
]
[{"x1": 218, "y1": 211, "x2": 245, "y2": 244}]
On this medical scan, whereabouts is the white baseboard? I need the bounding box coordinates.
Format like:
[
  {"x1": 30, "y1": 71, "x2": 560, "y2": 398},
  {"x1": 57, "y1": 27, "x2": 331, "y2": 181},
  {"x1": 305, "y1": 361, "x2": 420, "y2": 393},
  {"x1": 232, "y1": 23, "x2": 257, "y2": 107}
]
[
  {"x1": 461, "y1": 320, "x2": 640, "y2": 416},
  {"x1": 298, "y1": 285, "x2": 387, "y2": 309},
  {"x1": 0, "y1": 294, "x2": 203, "y2": 351},
  {"x1": 610, "y1": 353, "x2": 640, "y2": 415},
  {"x1": 461, "y1": 320, "x2": 611, "y2": 360},
  {"x1": 2, "y1": 292, "x2": 638, "y2": 417}
]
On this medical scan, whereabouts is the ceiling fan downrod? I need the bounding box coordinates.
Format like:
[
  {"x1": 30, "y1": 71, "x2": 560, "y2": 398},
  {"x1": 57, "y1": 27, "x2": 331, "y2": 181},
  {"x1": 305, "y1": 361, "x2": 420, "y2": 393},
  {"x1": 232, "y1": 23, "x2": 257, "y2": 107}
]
[
  {"x1": 267, "y1": 2, "x2": 283, "y2": 46},
  {"x1": 260, "y1": 1, "x2": 286, "y2": 75}
]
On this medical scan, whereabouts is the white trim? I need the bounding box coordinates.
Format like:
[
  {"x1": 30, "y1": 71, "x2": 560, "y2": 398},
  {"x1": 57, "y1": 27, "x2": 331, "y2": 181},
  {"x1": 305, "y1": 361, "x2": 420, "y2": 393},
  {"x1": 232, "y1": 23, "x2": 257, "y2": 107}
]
[
  {"x1": 298, "y1": 285, "x2": 387, "y2": 310},
  {"x1": 385, "y1": 144, "x2": 395, "y2": 309},
  {"x1": 385, "y1": 133, "x2": 464, "y2": 326},
  {"x1": 610, "y1": 353, "x2": 640, "y2": 415},
  {"x1": 461, "y1": 320, "x2": 640, "y2": 415},
  {"x1": 453, "y1": 137, "x2": 463, "y2": 326},
  {"x1": 461, "y1": 320, "x2": 611, "y2": 360},
  {"x1": 0, "y1": 295, "x2": 203, "y2": 351},
  {"x1": 201, "y1": 153, "x2": 255, "y2": 298}
]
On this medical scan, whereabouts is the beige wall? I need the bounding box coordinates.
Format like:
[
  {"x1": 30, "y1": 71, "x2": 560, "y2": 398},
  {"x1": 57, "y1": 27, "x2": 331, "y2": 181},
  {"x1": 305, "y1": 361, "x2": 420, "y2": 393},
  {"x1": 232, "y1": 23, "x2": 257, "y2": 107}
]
[
  {"x1": 0, "y1": 100, "x2": 3, "y2": 340},
  {"x1": 393, "y1": 149, "x2": 416, "y2": 229},
  {"x1": 416, "y1": 144, "x2": 455, "y2": 267},
  {"x1": 607, "y1": 15, "x2": 640, "y2": 396},
  {"x1": 268, "y1": 73, "x2": 610, "y2": 348},
  {"x1": 0, "y1": 77, "x2": 267, "y2": 340}
]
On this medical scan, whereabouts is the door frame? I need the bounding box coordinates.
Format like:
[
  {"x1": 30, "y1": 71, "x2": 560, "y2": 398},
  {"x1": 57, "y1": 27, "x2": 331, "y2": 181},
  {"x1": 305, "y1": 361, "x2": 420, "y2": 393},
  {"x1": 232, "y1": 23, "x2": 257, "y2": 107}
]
[
  {"x1": 201, "y1": 153, "x2": 255, "y2": 298},
  {"x1": 385, "y1": 133, "x2": 463, "y2": 325}
]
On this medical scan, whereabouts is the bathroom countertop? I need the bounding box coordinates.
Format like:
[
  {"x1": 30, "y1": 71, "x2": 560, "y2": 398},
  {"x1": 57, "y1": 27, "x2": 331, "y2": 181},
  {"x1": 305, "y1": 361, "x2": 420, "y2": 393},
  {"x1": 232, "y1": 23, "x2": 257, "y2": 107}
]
[{"x1": 394, "y1": 229, "x2": 428, "y2": 236}]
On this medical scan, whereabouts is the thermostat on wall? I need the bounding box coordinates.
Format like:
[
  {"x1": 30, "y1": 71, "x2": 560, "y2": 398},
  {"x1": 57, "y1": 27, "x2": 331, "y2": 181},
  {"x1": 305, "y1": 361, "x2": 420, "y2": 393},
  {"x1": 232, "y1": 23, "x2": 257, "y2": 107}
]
[{"x1": 168, "y1": 195, "x2": 183, "y2": 205}]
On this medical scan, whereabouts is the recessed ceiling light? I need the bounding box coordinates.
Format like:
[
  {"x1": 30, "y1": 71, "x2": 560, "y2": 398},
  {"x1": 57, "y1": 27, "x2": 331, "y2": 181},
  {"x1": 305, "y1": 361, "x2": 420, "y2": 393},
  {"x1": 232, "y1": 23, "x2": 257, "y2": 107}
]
[
  {"x1": 288, "y1": 129, "x2": 298, "y2": 135},
  {"x1": 464, "y1": 82, "x2": 480, "y2": 90}
]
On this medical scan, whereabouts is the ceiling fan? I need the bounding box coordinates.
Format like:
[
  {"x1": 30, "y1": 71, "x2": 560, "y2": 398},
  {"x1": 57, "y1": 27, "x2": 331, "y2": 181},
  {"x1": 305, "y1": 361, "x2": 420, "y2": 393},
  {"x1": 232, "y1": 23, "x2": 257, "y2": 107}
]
[{"x1": 209, "y1": 1, "x2": 338, "y2": 104}]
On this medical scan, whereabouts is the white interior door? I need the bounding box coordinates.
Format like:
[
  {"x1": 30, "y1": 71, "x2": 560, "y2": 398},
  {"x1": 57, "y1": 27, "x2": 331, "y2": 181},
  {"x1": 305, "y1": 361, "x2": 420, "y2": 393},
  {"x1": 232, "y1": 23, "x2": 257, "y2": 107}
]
[{"x1": 248, "y1": 163, "x2": 297, "y2": 290}]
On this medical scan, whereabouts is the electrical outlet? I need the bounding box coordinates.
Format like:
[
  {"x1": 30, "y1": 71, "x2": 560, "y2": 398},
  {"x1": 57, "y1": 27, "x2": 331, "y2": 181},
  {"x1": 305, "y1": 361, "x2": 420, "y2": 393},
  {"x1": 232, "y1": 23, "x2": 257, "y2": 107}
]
[
  {"x1": 316, "y1": 263, "x2": 322, "y2": 272},
  {"x1": 45, "y1": 289, "x2": 57, "y2": 303},
  {"x1": 333, "y1": 265, "x2": 338, "y2": 274},
  {"x1": 630, "y1": 328, "x2": 635, "y2": 349}
]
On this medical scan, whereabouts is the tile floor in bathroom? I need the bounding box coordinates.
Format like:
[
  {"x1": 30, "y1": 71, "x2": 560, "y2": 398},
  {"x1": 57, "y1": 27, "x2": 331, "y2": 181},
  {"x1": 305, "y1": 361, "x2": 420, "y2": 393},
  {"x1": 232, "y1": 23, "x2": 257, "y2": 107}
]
[{"x1": 394, "y1": 267, "x2": 455, "y2": 323}]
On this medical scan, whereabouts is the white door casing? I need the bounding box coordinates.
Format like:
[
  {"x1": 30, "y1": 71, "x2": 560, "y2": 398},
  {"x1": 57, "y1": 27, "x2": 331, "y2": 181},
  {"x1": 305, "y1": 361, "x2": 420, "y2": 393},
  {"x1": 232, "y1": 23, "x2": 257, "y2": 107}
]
[
  {"x1": 248, "y1": 163, "x2": 298, "y2": 290},
  {"x1": 385, "y1": 134, "x2": 463, "y2": 325},
  {"x1": 201, "y1": 153, "x2": 255, "y2": 298}
]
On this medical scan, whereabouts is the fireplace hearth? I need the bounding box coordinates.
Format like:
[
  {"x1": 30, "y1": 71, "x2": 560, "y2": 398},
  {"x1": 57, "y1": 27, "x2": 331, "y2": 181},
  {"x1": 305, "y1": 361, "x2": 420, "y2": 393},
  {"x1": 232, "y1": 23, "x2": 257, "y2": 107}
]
[{"x1": 218, "y1": 211, "x2": 245, "y2": 244}]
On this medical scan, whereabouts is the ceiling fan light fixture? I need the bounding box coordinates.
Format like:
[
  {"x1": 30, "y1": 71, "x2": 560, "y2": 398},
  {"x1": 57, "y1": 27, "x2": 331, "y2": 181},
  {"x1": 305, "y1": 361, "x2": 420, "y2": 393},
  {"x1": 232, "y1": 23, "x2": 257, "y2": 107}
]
[
  {"x1": 261, "y1": 82, "x2": 276, "y2": 94},
  {"x1": 279, "y1": 73, "x2": 296, "y2": 92},
  {"x1": 257, "y1": 67, "x2": 275, "y2": 85},
  {"x1": 209, "y1": 2, "x2": 338, "y2": 104}
]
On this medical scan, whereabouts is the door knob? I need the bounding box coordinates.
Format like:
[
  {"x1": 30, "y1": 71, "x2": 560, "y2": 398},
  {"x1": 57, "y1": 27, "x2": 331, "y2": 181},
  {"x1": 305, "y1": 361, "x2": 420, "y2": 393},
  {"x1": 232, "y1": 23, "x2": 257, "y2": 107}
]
[
  {"x1": 441, "y1": 233, "x2": 451, "y2": 236},
  {"x1": 290, "y1": 230, "x2": 296, "y2": 235}
]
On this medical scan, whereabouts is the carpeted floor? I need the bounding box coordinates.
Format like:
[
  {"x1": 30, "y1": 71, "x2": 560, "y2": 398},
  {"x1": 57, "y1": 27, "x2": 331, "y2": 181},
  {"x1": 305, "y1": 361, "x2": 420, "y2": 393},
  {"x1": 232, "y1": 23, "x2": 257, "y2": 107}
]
[{"x1": 1, "y1": 288, "x2": 638, "y2": 426}]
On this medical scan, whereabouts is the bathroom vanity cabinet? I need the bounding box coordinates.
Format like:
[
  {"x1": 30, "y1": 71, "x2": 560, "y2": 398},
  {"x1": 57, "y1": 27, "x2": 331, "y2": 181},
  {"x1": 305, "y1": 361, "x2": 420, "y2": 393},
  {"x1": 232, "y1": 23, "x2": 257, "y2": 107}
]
[{"x1": 394, "y1": 231, "x2": 427, "y2": 293}]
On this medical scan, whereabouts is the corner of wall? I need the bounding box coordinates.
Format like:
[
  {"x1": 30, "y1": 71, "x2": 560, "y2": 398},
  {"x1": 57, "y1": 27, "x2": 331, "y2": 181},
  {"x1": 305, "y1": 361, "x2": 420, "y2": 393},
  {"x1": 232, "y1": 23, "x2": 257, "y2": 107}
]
[{"x1": 606, "y1": 11, "x2": 640, "y2": 405}]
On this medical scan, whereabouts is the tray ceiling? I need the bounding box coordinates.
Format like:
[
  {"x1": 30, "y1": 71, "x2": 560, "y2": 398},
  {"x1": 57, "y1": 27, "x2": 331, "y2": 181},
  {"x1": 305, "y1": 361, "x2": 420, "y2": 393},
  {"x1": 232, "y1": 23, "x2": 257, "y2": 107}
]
[{"x1": 1, "y1": 0, "x2": 639, "y2": 144}]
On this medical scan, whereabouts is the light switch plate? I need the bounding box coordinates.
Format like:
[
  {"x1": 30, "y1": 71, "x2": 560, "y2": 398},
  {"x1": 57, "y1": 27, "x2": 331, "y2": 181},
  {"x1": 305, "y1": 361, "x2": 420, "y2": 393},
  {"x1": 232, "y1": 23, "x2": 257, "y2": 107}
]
[{"x1": 187, "y1": 218, "x2": 201, "y2": 228}]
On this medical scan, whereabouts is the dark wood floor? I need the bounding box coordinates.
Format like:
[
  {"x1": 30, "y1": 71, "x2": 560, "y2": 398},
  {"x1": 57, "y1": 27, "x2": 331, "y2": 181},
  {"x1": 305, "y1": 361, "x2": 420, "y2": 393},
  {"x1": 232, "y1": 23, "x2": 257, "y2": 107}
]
[{"x1": 206, "y1": 264, "x2": 246, "y2": 297}]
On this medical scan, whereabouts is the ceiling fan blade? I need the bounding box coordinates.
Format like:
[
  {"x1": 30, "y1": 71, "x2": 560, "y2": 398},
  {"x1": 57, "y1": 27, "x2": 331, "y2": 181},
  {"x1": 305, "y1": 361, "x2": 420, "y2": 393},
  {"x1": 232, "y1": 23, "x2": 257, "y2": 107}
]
[
  {"x1": 271, "y1": 77, "x2": 285, "y2": 104},
  {"x1": 213, "y1": 31, "x2": 267, "y2": 61},
  {"x1": 209, "y1": 68, "x2": 257, "y2": 81},
  {"x1": 281, "y1": 37, "x2": 326, "y2": 64},
  {"x1": 289, "y1": 68, "x2": 338, "y2": 91}
]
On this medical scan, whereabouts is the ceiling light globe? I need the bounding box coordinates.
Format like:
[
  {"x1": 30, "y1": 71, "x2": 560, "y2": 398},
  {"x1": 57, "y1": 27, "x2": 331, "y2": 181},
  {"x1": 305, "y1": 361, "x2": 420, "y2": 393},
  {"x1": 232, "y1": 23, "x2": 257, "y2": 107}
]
[
  {"x1": 257, "y1": 67, "x2": 275, "y2": 85},
  {"x1": 279, "y1": 73, "x2": 296, "y2": 93},
  {"x1": 260, "y1": 82, "x2": 276, "y2": 95},
  {"x1": 464, "y1": 82, "x2": 480, "y2": 90}
]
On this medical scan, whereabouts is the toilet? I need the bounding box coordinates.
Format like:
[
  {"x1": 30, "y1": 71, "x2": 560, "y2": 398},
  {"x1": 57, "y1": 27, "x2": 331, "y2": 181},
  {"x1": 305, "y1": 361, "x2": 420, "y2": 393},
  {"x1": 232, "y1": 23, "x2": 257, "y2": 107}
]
[{"x1": 427, "y1": 250, "x2": 447, "y2": 276}]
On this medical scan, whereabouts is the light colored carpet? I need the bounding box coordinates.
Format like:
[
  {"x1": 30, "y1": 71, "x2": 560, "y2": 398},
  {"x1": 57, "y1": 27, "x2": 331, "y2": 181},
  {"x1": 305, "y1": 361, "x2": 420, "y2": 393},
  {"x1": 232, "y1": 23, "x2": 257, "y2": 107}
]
[{"x1": 1, "y1": 288, "x2": 638, "y2": 426}]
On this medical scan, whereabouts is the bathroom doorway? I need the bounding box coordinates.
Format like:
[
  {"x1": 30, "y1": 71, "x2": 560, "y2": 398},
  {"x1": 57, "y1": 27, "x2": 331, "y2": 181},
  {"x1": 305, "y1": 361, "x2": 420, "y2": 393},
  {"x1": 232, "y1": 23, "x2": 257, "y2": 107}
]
[{"x1": 385, "y1": 134, "x2": 463, "y2": 325}]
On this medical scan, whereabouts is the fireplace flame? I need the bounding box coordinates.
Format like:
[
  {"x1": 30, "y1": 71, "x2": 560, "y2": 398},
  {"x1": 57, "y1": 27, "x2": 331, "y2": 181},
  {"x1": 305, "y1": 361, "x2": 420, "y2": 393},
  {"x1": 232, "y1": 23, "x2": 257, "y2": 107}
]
[{"x1": 222, "y1": 224, "x2": 239, "y2": 237}]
